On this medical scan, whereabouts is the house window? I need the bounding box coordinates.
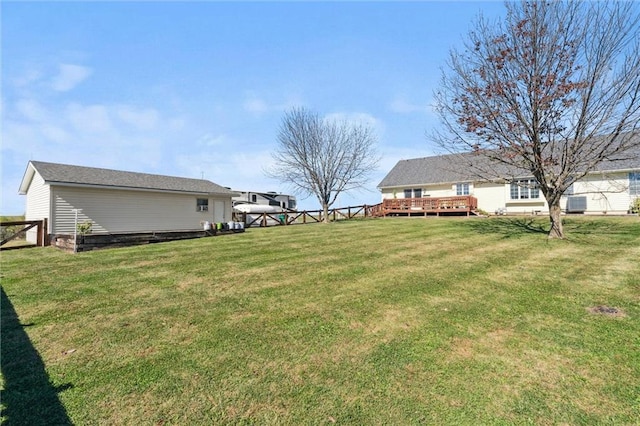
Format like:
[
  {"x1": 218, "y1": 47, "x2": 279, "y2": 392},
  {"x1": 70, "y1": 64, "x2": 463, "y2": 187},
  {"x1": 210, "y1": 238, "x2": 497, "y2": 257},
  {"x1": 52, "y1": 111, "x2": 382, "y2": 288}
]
[
  {"x1": 510, "y1": 179, "x2": 540, "y2": 200},
  {"x1": 456, "y1": 183, "x2": 470, "y2": 196},
  {"x1": 404, "y1": 188, "x2": 422, "y2": 198},
  {"x1": 630, "y1": 172, "x2": 640, "y2": 195},
  {"x1": 196, "y1": 198, "x2": 209, "y2": 212}
]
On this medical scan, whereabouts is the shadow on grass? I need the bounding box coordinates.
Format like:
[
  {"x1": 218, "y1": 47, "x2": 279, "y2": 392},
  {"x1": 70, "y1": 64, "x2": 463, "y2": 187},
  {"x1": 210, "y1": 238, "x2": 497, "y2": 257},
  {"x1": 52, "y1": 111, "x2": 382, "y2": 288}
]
[
  {"x1": 462, "y1": 216, "x2": 640, "y2": 238},
  {"x1": 561, "y1": 217, "x2": 638, "y2": 235},
  {"x1": 1, "y1": 287, "x2": 72, "y2": 425},
  {"x1": 462, "y1": 217, "x2": 549, "y2": 237}
]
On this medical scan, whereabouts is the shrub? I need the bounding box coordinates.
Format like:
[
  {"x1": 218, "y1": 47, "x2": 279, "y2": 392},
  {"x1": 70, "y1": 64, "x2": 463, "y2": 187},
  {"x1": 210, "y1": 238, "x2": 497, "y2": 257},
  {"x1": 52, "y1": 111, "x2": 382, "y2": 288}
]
[{"x1": 77, "y1": 221, "x2": 93, "y2": 235}]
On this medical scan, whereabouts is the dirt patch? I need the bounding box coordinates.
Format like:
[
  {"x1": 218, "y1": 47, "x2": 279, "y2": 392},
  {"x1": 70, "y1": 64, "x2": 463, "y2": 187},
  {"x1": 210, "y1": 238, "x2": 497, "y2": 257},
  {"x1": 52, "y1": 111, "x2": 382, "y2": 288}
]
[{"x1": 587, "y1": 305, "x2": 626, "y2": 317}]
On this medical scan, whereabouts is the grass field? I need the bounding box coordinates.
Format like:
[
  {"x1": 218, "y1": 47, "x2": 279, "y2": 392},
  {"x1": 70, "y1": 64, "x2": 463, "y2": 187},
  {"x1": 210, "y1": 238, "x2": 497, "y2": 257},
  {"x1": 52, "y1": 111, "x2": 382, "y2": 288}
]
[{"x1": 2, "y1": 217, "x2": 639, "y2": 425}]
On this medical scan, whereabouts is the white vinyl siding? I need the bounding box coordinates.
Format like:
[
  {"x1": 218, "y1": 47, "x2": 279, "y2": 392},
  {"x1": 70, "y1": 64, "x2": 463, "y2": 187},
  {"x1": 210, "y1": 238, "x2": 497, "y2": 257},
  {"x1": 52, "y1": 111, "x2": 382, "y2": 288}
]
[
  {"x1": 24, "y1": 172, "x2": 51, "y2": 243},
  {"x1": 573, "y1": 172, "x2": 633, "y2": 213},
  {"x1": 51, "y1": 185, "x2": 231, "y2": 234}
]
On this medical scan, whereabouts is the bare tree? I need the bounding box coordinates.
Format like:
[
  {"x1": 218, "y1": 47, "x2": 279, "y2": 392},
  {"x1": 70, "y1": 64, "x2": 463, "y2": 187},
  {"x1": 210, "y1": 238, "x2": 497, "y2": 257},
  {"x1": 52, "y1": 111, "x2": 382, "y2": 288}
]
[
  {"x1": 268, "y1": 107, "x2": 380, "y2": 222},
  {"x1": 433, "y1": 0, "x2": 640, "y2": 238}
]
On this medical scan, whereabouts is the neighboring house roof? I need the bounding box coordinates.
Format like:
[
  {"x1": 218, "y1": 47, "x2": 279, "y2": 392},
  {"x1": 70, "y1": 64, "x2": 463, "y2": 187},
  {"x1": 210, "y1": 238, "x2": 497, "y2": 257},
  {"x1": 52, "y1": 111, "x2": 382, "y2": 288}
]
[
  {"x1": 379, "y1": 141, "x2": 640, "y2": 188},
  {"x1": 19, "y1": 161, "x2": 238, "y2": 196}
]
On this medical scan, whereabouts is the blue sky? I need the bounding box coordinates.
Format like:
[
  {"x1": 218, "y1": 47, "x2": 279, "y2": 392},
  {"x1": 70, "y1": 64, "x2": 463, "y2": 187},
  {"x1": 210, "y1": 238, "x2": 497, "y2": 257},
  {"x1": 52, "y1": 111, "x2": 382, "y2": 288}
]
[{"x1": 1, "y1": 1, "x2": 507, "y2": 215}]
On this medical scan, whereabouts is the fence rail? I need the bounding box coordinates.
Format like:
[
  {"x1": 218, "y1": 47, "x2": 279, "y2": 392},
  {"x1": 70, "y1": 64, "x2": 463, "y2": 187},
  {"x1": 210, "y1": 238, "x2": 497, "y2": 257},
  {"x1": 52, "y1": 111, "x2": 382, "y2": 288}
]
[
  {"x1": 0, "y1": 219, "x2": 48, "y2": 250},
  {"x1": 234, "y1": 204, "x2": 381, "y2": 227}
]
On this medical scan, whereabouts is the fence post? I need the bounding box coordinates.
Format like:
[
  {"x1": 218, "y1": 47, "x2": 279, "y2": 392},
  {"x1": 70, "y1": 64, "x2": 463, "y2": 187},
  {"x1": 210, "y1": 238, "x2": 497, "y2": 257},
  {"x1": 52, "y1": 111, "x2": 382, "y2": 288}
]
[
  {"x1": 37, "y1": 220, "x2": 43, "y2": 247},
  {"x1": 42, "y1": 218, "x2": 48, "y2": 246}
]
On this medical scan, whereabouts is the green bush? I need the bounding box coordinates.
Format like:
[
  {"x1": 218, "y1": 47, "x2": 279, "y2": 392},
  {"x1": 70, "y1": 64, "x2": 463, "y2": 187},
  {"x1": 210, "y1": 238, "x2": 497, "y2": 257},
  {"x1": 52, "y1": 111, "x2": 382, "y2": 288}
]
[{"x1": 77, "y1": 221, "x2": 93, "y2": 235}]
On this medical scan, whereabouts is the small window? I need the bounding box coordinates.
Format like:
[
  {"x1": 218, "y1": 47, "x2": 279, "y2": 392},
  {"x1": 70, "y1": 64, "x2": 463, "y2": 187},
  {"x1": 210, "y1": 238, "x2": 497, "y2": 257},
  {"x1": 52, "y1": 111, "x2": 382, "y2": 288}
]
[
  {"x1": 630, "y1": 172, "x2": 640, "y2": 195},
  {"x1": 456, "y1": 183, "x2": 470, "y2": 196},
  {"x1": 403, "y1": 188, "x2": 422, "y2": 198},
  {"x1": 197, "y1": 198, "x2": 209, "y2": 212},
  {"x1": 251, "y1": 194, "x2": 257, "y2": 203}
]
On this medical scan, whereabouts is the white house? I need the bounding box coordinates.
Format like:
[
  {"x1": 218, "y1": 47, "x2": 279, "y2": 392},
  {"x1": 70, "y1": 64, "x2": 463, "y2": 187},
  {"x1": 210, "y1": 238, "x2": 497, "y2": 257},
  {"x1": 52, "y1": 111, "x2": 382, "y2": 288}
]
[
  {"x1": 19, "y1": 161, "x2": 238, "y2": 243},
  {"x1": 378, "y1": 148, "x2": 640, "y2": 215}
]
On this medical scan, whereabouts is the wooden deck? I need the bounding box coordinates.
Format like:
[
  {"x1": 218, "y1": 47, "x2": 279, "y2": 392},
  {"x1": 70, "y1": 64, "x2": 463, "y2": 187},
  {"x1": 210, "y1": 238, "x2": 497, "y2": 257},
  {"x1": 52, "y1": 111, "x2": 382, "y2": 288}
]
[{"x1": 372, "y1": 196, "x2": 479, "y2": 217}]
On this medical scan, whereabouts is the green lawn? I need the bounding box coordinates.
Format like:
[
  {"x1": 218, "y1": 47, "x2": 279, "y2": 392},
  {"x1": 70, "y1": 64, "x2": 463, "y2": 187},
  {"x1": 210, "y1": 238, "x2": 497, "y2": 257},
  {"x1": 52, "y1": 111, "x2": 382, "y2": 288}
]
[{"x1": 2, "y1": 217, "x2": 639, "y2": 425}]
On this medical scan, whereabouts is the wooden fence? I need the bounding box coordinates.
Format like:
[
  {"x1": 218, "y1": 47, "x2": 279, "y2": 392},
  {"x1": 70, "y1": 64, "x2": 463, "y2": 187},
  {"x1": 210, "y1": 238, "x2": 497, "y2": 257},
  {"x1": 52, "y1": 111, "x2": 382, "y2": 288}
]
[
  {"x1": 234, "y1": 204, "x2": 381, "y2": 227},
  {"x1": 0, "y1": 219, "x2": 48, "y2": 250}
]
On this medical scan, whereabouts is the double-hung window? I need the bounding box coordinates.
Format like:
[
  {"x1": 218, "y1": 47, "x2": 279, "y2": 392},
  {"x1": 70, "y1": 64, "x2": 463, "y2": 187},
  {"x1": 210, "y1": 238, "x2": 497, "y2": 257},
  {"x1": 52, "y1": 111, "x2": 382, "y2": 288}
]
[
  {"x1": 456, "y1": 183, "x2": 470, "y2": 196},
  {"x1": 510, "y1": 179, "x2": 540, "y2": 200},
  {"x1": 630, "y1": 172, "x2": 640, "y2": 195},
  {"x1": 196, "y1": 198, "x2": 209, "y2": 212},
  {"x1": 404, "y1": 188, "x2": 422, "y2": 198}
]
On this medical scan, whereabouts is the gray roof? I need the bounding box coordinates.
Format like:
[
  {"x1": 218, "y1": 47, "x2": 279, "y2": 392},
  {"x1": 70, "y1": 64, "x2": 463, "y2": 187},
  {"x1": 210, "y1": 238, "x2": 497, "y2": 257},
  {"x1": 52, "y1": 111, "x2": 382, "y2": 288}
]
[
  {"x1": 378, "y1": 142, "x2": 640, "y2": 188},
  {"x1": 22, "y1": 161, "x2": 236, "y2": 196},
  {"x1": 379, "y1": 153, "x2": 473, "y2": 188}
]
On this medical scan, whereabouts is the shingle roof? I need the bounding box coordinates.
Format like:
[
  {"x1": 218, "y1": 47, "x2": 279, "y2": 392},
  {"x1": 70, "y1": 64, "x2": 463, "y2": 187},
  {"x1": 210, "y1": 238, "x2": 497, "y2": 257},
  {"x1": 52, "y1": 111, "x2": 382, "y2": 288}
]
[
  {"x1": 23, "y1": 161, "x2": 236, "y2": 195},
  {"x1": 377, "y1": 152, "x2": 515, "y2": 188},
  {"x1": 379, "y1": 139, "x2": 640, "y2": 188}
]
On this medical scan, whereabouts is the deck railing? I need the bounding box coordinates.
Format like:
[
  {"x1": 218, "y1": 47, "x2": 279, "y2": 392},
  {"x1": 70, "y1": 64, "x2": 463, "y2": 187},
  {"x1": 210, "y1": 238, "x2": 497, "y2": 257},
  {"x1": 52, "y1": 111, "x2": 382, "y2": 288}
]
[{"x1": 376, "y1": 196, "x2": 478, "y2": 216}]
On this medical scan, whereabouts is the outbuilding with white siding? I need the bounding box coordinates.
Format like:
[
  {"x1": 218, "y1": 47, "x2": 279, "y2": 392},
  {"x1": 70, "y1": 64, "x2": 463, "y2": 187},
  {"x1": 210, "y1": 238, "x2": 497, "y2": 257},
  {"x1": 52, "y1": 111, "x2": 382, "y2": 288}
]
[{"x1": 19, "y1": 161, "x2": 238, "y2": 244}]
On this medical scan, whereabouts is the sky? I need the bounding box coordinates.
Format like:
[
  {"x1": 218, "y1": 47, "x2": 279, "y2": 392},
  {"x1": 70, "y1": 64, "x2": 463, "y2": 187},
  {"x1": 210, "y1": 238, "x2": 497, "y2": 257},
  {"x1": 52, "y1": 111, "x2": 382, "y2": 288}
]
[{"x1": 1, "y1": 1, "x2": 507, "y2": 215}]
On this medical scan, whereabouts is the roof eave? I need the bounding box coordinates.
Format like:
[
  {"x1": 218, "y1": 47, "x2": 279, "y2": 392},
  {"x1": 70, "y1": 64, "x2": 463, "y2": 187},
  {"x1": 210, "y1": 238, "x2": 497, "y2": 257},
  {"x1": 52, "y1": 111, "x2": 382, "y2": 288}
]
[
  {"x1": 18, "y1": 162, "x2": 37, "y2": 195},
  {"x1": 47, "y1": 181, "x2": 236, "y2": 197}
]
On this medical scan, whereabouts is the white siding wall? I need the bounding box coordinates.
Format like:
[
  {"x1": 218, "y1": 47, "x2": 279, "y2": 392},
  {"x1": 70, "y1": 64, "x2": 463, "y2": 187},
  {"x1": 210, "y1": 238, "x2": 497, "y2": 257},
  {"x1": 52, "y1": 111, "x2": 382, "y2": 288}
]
[
  {"x1": 25, "y1": 172, "x2": 51, "y2": 243},
  {"x1": 51, "y1": 185, "x2": 232, "y2": 234},
  {"x1": 473, "y1": 182, "x2": 512, "y2": 213},
  {"x1": 572, "y1": 172, "x2": 632, "y2": 214}
]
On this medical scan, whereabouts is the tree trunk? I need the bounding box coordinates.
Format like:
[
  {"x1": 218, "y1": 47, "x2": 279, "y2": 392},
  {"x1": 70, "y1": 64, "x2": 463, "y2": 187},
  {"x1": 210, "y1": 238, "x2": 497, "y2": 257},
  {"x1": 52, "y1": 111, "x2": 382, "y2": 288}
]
[
  {"x1": 322, "y1": 203, "x2": 330, "y2": 223},
  {"x1": 548, "y1": 199, "x2": 564, "y2": 239}
]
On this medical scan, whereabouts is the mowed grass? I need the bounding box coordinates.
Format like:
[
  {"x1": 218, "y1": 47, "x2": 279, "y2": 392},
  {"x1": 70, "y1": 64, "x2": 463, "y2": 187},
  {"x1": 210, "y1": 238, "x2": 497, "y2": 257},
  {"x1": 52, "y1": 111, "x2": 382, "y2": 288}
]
[{"x1": 1, "y1": 217, "x2": 639, "y2": 425}]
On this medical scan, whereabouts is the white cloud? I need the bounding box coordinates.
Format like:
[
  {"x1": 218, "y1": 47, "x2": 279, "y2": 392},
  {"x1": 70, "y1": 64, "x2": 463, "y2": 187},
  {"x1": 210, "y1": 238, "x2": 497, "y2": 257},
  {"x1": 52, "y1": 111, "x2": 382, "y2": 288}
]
[
  {"x1": 243, "y1": 97, "x2": 269, "y2": 114},
  {"x1": 51, "y1": 64, "x2": 92, "y2": 92},
  {"x1": 41, "y1": 125, "x2": 70, "y2": 144},
  {"x1": 176, "y1": 148, "x2": 280, "y2": 192},
  {"x1": 66, "y1": 103, "x2": 112, "y2": 134},
  {"x1": 15, "y1": 99, "x2": 49, "y2": 122},
  {"x1": 242, "y1": 92, "x2": 303, "y2": 115},
  {"x1": 115, "y1": 105, "x2": 159, "y2": 130},
  {"x1": 389, "y1": 97, "x2": 430, "y2": 114},
  {"x1": 13, "y1": 69, "x2": 44, "y2": 88},
  {"x1": 195, "y1": 133, "x2": 228, "y2": 147}
]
